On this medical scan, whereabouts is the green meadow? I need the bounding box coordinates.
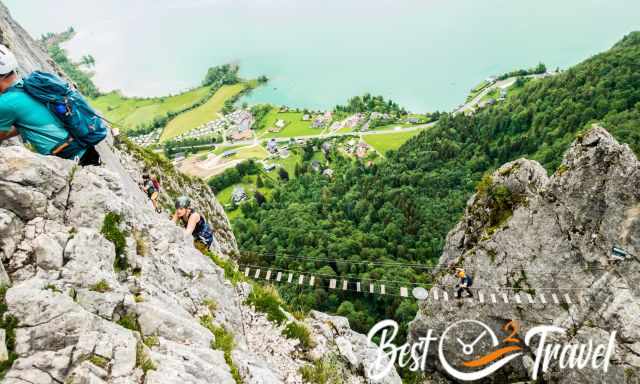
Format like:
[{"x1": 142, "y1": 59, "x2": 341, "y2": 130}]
[
  {"x1": 91, "y1": 87, "x2": 211, "y2": 130},
  {"x1": 160, "y1": 83, "x2": 249, "y2": 141}
]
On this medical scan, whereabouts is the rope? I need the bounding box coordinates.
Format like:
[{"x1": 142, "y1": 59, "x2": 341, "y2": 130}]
[
  {"x1": 232, "y1": 283, "x2": 250, "y2": 351},
  {"x1": 238, "y1": 263, "x2": 625, "y2": 293},
  {"x1": 239, "y1": 250, "x2": 613, "y2": 273}
]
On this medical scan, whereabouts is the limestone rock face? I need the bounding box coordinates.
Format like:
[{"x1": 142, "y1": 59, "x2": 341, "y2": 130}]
[
  {"x1": 111, "y1": 142, "x2": 238, "y2": 258},
  {"x1": 0, "y1": 144, "x2": 401, "y2": 383},
  {"x1": 408, "y1": 126, "x2": 640, "y2": 383},
  {"x1": 0, "y1": 4, "x2": 399, "y2": 383}
]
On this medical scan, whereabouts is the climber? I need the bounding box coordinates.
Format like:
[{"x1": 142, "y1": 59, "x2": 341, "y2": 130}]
[
  {"x1": 0, "y1": 45, "x2": 105, "y2": 166},
  {"x1": 151, "y1": 174, "x2": 161, "y2": 194},
  {"x1": 455, "y1": 268, "x2": 473, "y2": 299},
  {"x1": 172, "y1": 196, "x2": 216, "y2": 252},
  {"x1": 141, "y1": 173, "x2": 162, "y2": 213}
]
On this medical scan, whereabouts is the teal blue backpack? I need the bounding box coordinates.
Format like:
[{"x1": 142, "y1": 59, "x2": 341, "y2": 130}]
[{"x1": 15, "y1": 71, "x2": 107, "y2": 147}]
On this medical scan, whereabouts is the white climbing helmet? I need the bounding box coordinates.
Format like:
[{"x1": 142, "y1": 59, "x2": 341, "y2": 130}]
[{"x1": 0, "y1": 44, "x2": 18, "y2": 76}]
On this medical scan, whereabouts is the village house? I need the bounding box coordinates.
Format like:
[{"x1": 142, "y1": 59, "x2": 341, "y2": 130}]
[
  {"x1": 311, "y1": 160, "x2": 321, "y2": 173},
  {"x1": 222, "y1": 150, "x2": 237, "y2": 158},
  {"x1": 355, "y1": 142, "x2": 369, "y2": 158},
  {"x1": 302, "y1": 114, "x2": 311, "y2": 121},
  {"x1": 230, "y1": 129, "x2": 252, "y2": 141},
  {"x1": 231, "y1": 186, "x2": 248, "y2": 204},
  {"x1": 345, "y1": 139, "x2": 357, "y2": 153},
  {"x1": 323, "y1": 168, "x2": 334, "y2": 178},
  {"x1": 370, "y1": 112, "x2": 390, "y2": 120},
  {"x1": 262, "y1": 162, "x2": 276, "y2": 172},
  {"x1": 499, "y1": 88, "x2": 508, "y2": 101},
  {"x1": 330, "y1": 121, "x2": 343, "y2": 131},
  {"x1": 267, "y1": 139, "x2": 279, "y2": 154}
]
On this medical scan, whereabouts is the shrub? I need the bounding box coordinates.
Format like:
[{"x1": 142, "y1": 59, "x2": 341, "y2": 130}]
[
  {"x1": 89, "y1": 355, "x2": 110, "y2": 369},
  {"x1": 136, "y1": 342, "x2": 156, "y2": 374},
  {"x1": 117, "y1": 313, "x2": 140, "y2": 332},
  {"x1": 203, "y1": 298, "x2": 218, "y2": 313},
  {"x1": 143, "y1": 336, "x2": 159, "y2": 348},
  {"x1": 200, "y1": 316, "x2": 243, "y2": 384},
  {"x1": 205, "y1": 252, "x2": 245, "y2": 285},
  {"x1": 90, "y1": 279, "x2": 112, "y2": 293},
  {"x1": 299, "y1": 354, "x2": 344, "y2": 384},
  {"x1": 0, "y1": 286, "x2": 18, "y2": 380},
  {"x1": 245, "y1": 285, "x2": 287, "y2": 325},
  {"x1": 133, "y1": 230, "x2": 148, "y2": 257},
  {"x1": 283, "y1": 322, "x2": 315, "y2": 350},
  {"x1": 101, "y1": 212, "x2": 128, "y2": 271}
]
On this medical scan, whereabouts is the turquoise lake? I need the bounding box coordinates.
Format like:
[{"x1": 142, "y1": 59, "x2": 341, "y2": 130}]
[{"x1": 5, "y1": 0, "x2": 640, "y2": 112}]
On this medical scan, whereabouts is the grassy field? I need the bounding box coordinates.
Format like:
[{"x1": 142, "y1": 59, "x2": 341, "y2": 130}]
[
  {"x1": 215, "y1": 174, "x2": 273, "y2": 221},
  {"x1": 259, "y1": 110, "x2": 323, "y2": 138},
  {"x1": 270, "y1": 150, "x2": 302, "y2": 176},
  {"x1": 466, "y1": 80, "x2": 490, "y2": 102},
  {"x1": 233, "y1": 145, "x2": 269, "y2": 161},
  {"x1": 160, "y1": 83, "x2": 248, "y2": 141},
  {"x1": 212, "y1": 145, "x2": 244, "y2": 155},
  {"x1": 91, "y1": 87, "x2": 211, "y2": 130},
  {"x1": 364, "y1": 130, "x2": 422, "y2": 154},
  {"x1": 336, "y1": 126, "x2": 355, "y2": 134},
  {"x1": 480, "y1": 88, "x2": 500, "y2": 103},
  {"x1": 369, "y1": 123, "x2": 408, "y2": 131}
]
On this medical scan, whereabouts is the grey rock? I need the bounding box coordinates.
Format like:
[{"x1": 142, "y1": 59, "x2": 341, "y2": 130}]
[
  {"x1": 408, "y1": 126, "x2": 640, "y2": 383},
  {"x1": 135, "y1": 300, "x2": 213, "y2": 347},
  {"x1": 0, "y1": 208, "x2": 23, "y2": 261},
  {"x1": 335, "y1": 336, "x2": 359, "y2": 367},
  {"x1": 33, "y1": 234, "x2": 63, "y2": 270},
  {"x1": 146, "y1": 339, "x2": 235, "y2": 384},
  {"x1": 308, "y1": 311, "x2": 403, "y2": 384}
]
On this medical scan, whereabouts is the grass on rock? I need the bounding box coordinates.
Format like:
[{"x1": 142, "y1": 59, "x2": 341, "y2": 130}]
[
  {"x1": 100, "y1": 212, "x2": 128, "y2": 271},
  {"x1": 0, "y1": 286, "x2": 18, "y2": 380},
  {"x1": 200, "y1": 315, "x2": 243, "y2": 384}
]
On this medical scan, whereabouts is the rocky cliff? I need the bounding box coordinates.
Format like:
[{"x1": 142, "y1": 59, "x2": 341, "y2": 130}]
[
  {"x1": 408, "y1": 126, "x2": 640, "y2": 383},
  {"x1": 0, "y1": 3, "x2": 400, "y2": 383},
  {"x1": 0, "y1": 1, "x2": 59, "y2": 76},
  {"x1": 0, "y1": 146, "x2": 400, "y2": 384}
]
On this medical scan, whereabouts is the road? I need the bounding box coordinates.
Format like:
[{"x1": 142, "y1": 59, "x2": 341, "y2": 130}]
[
  {"x1": 454, "y1": 73, "x2": 553, "y2": 115},
  {"x1": 209, "y1": 122, "x2": 436, "y2": 149}
]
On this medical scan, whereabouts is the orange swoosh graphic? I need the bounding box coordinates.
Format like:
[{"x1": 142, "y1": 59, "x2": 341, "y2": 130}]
[{"x1": 462, "y1": 346, "x2": 522, "y2": 368}]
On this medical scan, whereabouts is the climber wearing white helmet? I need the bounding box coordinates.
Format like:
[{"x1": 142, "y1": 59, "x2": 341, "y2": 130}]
[{"x1": 0, "y1": 44, "x2": 102, "y2": 165}]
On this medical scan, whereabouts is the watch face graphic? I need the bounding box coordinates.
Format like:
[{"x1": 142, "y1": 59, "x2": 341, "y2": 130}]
[{"x1": 438, "y1": 320, "x2": 523, "y2": 381}]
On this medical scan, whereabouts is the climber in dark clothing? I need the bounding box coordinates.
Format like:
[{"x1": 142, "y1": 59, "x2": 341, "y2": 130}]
[
  {"x1": 455, "y1": 268, "x2": 473, "y2": 298},
  {"x1": 141, "y1": 173, "x2": 161, "y2": 213},
  {"x1": 172, "y1": 196, "x2": 215, "y2": 251}
]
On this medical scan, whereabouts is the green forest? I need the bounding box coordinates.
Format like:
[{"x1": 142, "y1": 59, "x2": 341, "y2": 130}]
[{"x1": 232, "y1": 31, "x2": 640, "y2": 336}]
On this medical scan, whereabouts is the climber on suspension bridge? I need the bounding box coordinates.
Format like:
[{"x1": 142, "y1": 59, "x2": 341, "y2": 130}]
[
  {"x1": 141, "y1": 172, "x2": 162, "y2": 213},
  {"x1": 0, "y1": 45, "x2": 106, "y2": 166},
  {"x1": 172, "y1": 196, "x2": 216, "y2": 252},
  {"x1": 455, "y1": 268, "x2": 474, "y2": 299}
]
